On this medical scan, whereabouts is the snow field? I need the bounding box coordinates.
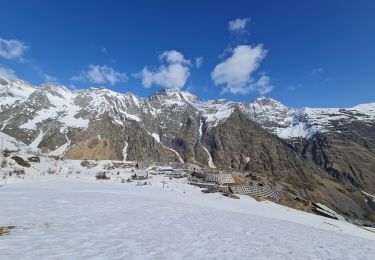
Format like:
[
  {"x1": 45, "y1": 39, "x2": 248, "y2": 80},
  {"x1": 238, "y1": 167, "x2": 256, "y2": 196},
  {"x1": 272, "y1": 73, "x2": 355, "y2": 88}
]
[{"x1": 0, "y1": 169, "x2": 374, "y2": 259}]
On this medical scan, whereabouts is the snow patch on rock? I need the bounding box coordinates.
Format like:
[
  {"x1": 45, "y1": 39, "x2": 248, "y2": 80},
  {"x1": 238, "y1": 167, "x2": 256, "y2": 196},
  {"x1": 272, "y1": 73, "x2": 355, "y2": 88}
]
[
  {"x1": 122, "y1": 141, "x2": 128, "y2": 161},
  {"x1": 151, "y1": 133, "x2": 161, "y2": 143},
  {"x1": 29, "y1": 130, "x2": 44, "y2": 150}
]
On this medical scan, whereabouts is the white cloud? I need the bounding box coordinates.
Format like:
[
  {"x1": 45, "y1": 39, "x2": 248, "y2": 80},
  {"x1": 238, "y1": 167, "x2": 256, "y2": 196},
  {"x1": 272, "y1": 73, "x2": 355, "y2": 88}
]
[
  {"x1": 212, "y1": 45, "x2": 265, "y2": 86},
  {"x1": 228, "y1": 18, "x2": 250, "y2": 33},
  {"x1": 101, "y1": 47, "x2": 108, "y2": 54},
  {"x1": 137, "y1": 50, "x2": 191, "y2": 89},
  {"x1": 0, "y1": 66, "x2": 18, "y2": 80},
  {"x1": 0, "y1": 37, "x2": 28, "y2": 61},
  {"x1": 195, "y1": 57, "x2": 203, "y2": 69},
  {"x1": 211, "y1": 45, "x2": 273, "y2": 95},
  {"x1": 72, "y1": 64, "x2": 128, "y2": 86},
  {"x1": 159, "y1": 50, "x2": 190, "y2": 65},
  {"x1": 250, "y1": 75, "x2": 273, "y2": 95}
]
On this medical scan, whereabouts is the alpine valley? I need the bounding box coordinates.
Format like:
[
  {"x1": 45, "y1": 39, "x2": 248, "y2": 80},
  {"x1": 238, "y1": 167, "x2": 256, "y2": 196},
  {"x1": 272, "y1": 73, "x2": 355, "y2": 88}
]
[{"x1": 1, "y1": 75, "x2": 375, "y2": 223}]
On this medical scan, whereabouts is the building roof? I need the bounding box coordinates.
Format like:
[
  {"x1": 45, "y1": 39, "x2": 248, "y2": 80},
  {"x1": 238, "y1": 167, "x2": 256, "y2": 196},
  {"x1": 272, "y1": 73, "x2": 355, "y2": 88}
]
[{"x1": 134, "y1": 171, "x2": 148, "y2": 177}]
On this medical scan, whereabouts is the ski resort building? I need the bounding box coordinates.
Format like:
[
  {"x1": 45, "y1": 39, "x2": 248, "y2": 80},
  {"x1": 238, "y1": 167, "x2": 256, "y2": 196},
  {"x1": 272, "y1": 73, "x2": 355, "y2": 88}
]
[
  {"x1": 157, "y1": 167, "x2": 174, "y2": 174},
  {"x1": 131, "y1": 171, "x2": 148, "y2": 180},
  {"x1": 230, "y1": 184, "x2": 280, "y2": 201},
  {"x1": 205, "y1": 173, "x2": 235, "y2": 185},
  {"x1": 218, "y1": 174, "x2": 235, "y2": 185}
]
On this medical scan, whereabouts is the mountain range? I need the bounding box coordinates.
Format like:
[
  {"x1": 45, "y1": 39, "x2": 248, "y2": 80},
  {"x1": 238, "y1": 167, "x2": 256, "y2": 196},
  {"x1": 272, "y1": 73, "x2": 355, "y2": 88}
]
[{"x1": 1, "y1": 75, "x2": 375, "y2": 223}]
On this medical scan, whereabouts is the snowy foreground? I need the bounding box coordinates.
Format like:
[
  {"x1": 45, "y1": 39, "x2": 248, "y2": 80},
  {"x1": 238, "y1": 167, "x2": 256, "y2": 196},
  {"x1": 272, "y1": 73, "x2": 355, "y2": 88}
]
[{"x1": 0, "y1": 173, "x2": 375, "y2": 260}]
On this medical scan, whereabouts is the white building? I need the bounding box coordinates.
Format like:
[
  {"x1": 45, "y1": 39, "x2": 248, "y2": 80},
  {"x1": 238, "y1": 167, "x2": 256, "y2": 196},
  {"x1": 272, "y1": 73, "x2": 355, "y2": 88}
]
[
  {"x1": 132, "y1": 171, "x2": 148, "y2": 180},
  {"x1": 218, "y1": 174, "x2": 235, "y2": 185}
]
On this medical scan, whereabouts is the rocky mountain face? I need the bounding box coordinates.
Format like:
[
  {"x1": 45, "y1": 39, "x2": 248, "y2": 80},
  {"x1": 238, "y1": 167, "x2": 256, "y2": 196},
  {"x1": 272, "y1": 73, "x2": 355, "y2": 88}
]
[{"x1": 1, "y1": 75, "x2": 375, "y2": 222}]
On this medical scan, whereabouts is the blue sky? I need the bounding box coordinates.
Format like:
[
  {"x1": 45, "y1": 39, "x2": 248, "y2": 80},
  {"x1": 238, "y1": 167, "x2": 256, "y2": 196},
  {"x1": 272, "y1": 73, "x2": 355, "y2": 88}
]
[{"x1": 0, "y1": 0, "x2": 374, "y2": 108}]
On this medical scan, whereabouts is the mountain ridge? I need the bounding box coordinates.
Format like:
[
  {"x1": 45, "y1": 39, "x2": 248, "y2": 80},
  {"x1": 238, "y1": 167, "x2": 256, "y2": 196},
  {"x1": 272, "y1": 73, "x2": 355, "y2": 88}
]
[{"x1": 1, "y1": 75, "x2": 374, "y2": 159}]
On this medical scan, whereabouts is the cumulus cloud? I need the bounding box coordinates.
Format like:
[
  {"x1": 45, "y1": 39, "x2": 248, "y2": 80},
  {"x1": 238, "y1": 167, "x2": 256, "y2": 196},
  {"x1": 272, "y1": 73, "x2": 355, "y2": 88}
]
[
  {"x1": 211, "y1": 45, "x2": 273, "y2": 95},
  {"x1": 249, "y1": 75, "x2": 273, "y2": 95},
  {"x1": 0, "y1": 37, "x2": 28, "y2": 61},
  {"x1": 136, "y1": 50, "x2": 191, "y2": 89},
  {"x1": 159, "y1": 50, "x2": 190, "y2": 65},
  {"x1": 0, "y1": 66, "x2": 18, "y2": 80},
  {"x1": 72, "y1": 64, "x2": 128, "y2": 86},
  {"x1": 228, "y1": 18, "x2": 250, "y2": 33},
  {"x1": 195, "y1": 57, "x2": 203, "y2": 69}
]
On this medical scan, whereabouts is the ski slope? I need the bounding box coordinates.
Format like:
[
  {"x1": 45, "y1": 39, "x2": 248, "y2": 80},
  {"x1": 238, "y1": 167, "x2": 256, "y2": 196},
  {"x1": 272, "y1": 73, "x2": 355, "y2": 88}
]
[{"x1": 0, "y1": 173, "x2": 374, "y2": 259}]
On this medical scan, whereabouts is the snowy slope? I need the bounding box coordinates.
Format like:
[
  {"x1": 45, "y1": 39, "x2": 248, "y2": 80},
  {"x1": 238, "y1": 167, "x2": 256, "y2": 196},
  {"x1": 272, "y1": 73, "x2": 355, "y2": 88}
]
[
  {"x1": 0, "y1": 173, "x2": 374, "y2": 259},
  {"x1": 0, "y1": 131, "x2": 28, "y2": 151},
  {"x1": 19, "y1": 84, "x2": 89, "y2": 131},
  {"x1": 241, "y1": 98, "x2": 375, "y2": 139},
  {"x1": 76, "y1": 87, "x2": 142, "y2": 124},
  {"x1": 0, "y1": 76, "x2": 36, "y2": 112},
  {"x1": 195, "y1": 99, "x2": 235, "y2": 126}
]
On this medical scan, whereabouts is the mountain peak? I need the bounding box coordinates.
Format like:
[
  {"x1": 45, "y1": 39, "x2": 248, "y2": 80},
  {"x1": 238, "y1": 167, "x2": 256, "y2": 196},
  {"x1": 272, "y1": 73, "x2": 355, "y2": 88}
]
[
  {"x1": 249, "y1": 96, "x2": 289, "y2": 110},
  {"x1": 253, "y1": 96, "x2": 279, "y2": 104},
  {"x1": 40, "y1": 83, "x2": 70, "y2": 92},
  {"x1": 152, "y1": 88, "x2": 199, "y2": 103},
  {"x1": 157, "y1": 88, "x2": 185, "y2": 96},
  {"x1": 163, "y1": 87, "x2": 182, "y2": 93}
]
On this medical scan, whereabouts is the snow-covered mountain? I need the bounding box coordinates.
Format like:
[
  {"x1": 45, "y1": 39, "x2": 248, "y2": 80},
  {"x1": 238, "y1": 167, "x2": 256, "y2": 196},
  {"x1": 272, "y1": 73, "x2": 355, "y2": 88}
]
[
  {"x1": 1, "y1": 75, "x2": 374, "y2": 151},
  {"x1": 1, "y1": 74, "x2": 375, "y2": 223},
  {"x1": 1, "y1": 74, "x2": 374, "y2": 167}
]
